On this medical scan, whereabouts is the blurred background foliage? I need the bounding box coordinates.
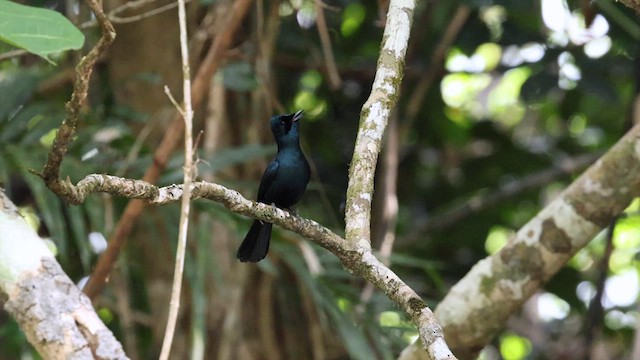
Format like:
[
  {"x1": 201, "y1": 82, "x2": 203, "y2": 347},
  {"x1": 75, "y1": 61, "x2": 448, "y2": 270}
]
[{"x1": 1, "y1": 0, "x2": 639, "y2": 359}]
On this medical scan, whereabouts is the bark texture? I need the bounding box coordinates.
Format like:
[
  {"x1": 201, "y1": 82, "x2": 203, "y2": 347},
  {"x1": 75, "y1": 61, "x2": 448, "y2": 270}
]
[
  {"x1": 0, "y1": 190, "x2": 127, "y2": 359},
  {"x1": 400, "y1": 125, "x2": 640, "y2": 359},
  {"x1": 5, "y1": 258, "x2": 128, "y2": 360}
]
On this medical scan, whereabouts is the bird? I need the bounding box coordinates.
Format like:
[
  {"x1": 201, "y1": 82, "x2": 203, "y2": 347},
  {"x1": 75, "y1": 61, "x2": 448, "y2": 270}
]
[{"x1": 237, "y1": 110, "x2": 311, "y2": 262}]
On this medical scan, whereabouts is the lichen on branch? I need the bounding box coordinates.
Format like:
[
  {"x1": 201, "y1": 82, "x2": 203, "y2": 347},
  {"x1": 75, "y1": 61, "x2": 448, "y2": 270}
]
[
  {"x1": 345, "y1": 0, "x2": 415, "y2": 244},
  {"x1": 431, "y1": 124, "x2": 640, "y2": 359}
]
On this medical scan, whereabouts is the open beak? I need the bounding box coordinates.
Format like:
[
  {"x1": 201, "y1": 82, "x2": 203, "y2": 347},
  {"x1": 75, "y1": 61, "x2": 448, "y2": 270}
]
[{"x1": 291, "y1": 110, "x2": 304, "y2": 122}]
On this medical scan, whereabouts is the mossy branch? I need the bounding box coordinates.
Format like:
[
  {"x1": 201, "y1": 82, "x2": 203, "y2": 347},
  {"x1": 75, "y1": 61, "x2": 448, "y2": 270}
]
[{"x1": 40, "y1": 0, "x2": 115, "y2": 189}]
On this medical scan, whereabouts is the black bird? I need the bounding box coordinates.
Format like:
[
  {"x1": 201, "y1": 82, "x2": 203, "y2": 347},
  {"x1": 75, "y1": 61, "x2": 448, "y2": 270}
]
[{"x1": 237, "y1": 110, "x2": 311, "y2": 262}]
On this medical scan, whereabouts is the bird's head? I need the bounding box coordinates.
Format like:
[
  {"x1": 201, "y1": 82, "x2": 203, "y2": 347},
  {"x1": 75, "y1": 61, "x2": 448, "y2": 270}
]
[{"x1": 270, "y1": 110, "x2": 304, "y2": 145}]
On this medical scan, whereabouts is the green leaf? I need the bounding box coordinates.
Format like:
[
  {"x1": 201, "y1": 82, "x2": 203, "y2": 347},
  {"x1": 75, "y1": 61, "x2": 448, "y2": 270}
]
[{"x1": 0, "y1": 1, "x2": 84, "y2": 63}]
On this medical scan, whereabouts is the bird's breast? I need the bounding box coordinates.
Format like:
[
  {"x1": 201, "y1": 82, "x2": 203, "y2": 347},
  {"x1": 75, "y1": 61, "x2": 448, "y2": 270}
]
[{"x1": 263, "y1": 149, "x2": 310, "y2": 208}]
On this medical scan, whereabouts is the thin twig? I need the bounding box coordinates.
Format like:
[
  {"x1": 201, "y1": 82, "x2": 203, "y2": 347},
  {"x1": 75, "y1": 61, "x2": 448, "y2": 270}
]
[
  {"x1": 585, "y1": 216, "x2": 618, "y2": 355},
  {"x1": 159, "y1": 0, "x2": 194, "y2": 357},
  {"x1": 404, "y1": 152, "x2": 600, "y2": 241},
  {"x1": 376, "y1": 110, "x2": 400, "y2": 263},
  {"x1": 107, "y1": 0, "x2": 192, "y2": 25},
  {"x1": 0, "y1": 49, "x2": 29, "y2": 62},
  {"x1": 314, "y1": 0, "x2": 342, "y2": 90},
  {"x1": 316, "y1": 0, "x2": 340, "y2": 12},
  {"x1": 163, "y1": 85, "x2": 184, "y2": 114},
  {"x1": 82, "y1": 0, "x2": 253, "y2": 299},
  {"x1": 254, "y1": 0, "x2": 284, "y2": 113},
  {"x1": 112, "y1": 266, "x2": 140, "y2": 359}
]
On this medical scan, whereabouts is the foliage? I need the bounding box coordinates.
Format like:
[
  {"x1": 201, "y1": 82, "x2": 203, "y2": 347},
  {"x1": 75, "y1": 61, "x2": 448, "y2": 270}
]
[{"x1": 0, "y1": 0, "x2": 84, "y2": 63}]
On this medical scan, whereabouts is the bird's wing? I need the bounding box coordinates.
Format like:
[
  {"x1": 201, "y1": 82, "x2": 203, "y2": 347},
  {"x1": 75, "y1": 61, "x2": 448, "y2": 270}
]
[{"x1": 257, "y1": 159, "x2": 279, "y2": 202}]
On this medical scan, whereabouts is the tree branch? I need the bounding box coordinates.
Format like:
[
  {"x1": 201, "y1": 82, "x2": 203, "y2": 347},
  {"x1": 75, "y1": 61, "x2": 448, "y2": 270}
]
[
  {"x1": 159, "y1": 0, "x2": 195, "y2": 356},
  {"x1": 339, "y1": 1, "x2": 457, "y2": 357},
  {"x1": 345, "y1": 0, "x2": 412, "y2": 244},
  {"x1": 314, "y1": 0, "x2": 342, "y2": 90},
  {"x1": 36, "y1": 172, "x2": 456, "y2": 359},
  {"x1": 40, "y1": 0, "x2": 115, "y2": 191},
  {"x1": 0, "y1": 190, "x2": 127, "y2": 359},
  {"x1": 406, "y1": 152, "x2": 600, "y2": 237},
  {"x1": 401, "y1": 124, "x2": 640, "y2": 359}
]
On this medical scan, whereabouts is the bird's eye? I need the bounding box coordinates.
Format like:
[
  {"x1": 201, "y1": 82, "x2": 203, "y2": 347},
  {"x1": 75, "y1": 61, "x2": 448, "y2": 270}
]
[{"x1": 280, "y1": 120, "x2": 285, "y2": 126}]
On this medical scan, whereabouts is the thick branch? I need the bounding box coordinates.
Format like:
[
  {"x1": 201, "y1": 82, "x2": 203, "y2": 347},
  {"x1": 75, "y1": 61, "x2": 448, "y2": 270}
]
[
  {"x1": 420, "y1": 124, "x2": 640, "y2": 359},
  {"x1": 0, "y1": 191, "x2": 127, "y2": 359}
]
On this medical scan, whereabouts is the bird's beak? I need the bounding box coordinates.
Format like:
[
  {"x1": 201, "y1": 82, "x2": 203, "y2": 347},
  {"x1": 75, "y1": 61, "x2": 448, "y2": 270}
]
[{"x1": 292, "y1": 110, "x2": 304, "y2": 122}]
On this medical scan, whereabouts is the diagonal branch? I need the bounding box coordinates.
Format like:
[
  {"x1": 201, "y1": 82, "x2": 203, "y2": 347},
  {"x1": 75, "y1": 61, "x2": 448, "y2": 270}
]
[
  {"x1": 0, "y1": 190, "x2": 127, "y2": 359},
  {"x1": 405, "y1": 152, "x2": 601, "y2": 238},
  {"x1": 425, "y1": 124, "x2": 640, "y2": 359},
  {"x1": 37, "y1": 173, "x2": 457, "y2": 359}
]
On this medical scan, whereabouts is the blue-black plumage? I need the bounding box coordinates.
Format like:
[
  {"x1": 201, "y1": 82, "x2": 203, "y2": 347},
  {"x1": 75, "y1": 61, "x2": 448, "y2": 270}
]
[{"x1": 237, "y1": 110, "x2": 311, "y2": 262}]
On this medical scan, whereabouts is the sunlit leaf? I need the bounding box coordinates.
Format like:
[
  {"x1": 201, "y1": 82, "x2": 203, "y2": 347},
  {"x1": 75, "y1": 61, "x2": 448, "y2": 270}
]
[
  {"x1": 500, "y1": 332, "x2": 532, "y2": 360},
  {"x1": 300, "y1": 70, "x2": 322, "y2": 90},
  {"x1": 293, "y1": 90, "x2": 326, "y2": 119},
  {"x1": 613, "y1": 215, "x2": 640, "y2": 249},
  {"x1": 341, "y1": 3, "x2": 366, "y2": 37},
  {"x1": 475, "y1": 43, "x2": 502, "y2": 71},
  {"x1": 485, "y1": 226, "x2": 512, "y2": 254},
  {"x1": 39, "y1": 128, "x2": 57, "y2": 148},
  {"x1": 488, "y1": 67, "x2": 530, "y2": 126},
  {"x1": 97, "y1": 308, "x2": 113, "y2": 324}
]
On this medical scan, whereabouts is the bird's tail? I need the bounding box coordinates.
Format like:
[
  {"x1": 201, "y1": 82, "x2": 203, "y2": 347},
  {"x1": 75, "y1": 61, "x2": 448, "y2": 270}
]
[{"x1": 237, "y1": 220, "x2": 273, "y2": 262}]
